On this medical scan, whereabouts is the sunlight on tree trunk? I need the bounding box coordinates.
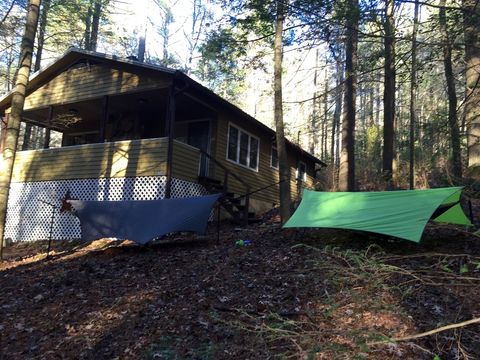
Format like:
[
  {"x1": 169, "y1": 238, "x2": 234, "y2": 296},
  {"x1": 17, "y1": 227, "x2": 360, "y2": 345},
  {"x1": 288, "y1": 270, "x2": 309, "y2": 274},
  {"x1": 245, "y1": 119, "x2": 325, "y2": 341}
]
[
  {"x1": 0, "y1": 0, "x2": 41, "y2": 259},
  {"x1": 464, "y1": 0, "x2": 480, "y2": 174}
]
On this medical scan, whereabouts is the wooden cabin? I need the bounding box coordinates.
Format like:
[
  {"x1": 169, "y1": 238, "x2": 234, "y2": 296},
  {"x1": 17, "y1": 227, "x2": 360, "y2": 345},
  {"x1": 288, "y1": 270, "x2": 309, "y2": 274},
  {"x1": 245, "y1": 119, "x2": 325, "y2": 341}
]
[{"x1": 0, "y1": 48, "x2": 325, "y2": 242}]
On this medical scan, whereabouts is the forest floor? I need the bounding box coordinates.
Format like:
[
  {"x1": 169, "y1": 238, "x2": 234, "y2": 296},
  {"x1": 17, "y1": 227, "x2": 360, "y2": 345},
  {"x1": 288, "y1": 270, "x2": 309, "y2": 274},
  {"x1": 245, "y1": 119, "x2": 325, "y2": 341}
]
[{"x1": 1, "y1": 217, "x2": 480, "y2": 359}]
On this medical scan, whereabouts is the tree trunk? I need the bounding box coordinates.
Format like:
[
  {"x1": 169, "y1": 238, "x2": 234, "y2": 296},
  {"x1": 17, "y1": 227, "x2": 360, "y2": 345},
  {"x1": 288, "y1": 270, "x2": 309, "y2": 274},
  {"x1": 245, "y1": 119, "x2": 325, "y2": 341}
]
[
  {"x1": 138, "y1": 32, "x2": 146, "y2": 62},
  {"x1": 0, "y1": 0, "x2": 41, "y2": 259},
  {"x1": 89, "y1": 0, "x2": 102, "y2": 51},
  {"x1": 274, "y1": 0, "x2": 291, "y2": 223},
  {"x1": 332, "y1": 46, "x2": 343, "y2": 189},
  {"x1": 323, "y1": 70, "x2": 329, "y2": 158},
  {"x1": 25, "y1": 0, "x2": 51, "y2": 151},
  {"x1": 464, "y1": 0, "x2": 480, "y2": 172},
  {"x1": 338, "y1": 0, "x2": 358, "y2": 191},
  {"x1": 310, "y1": 48, "x2": 320, "y2": 155},
  {"x1": 440, "y1": 0, "x2": 462, "y2": 180},
  {"x1": 84, "y1": 0, "x2": 92, "y2": 49},
  {"x1": 382, "y1": 0, "x2": 396, "y2": 188},
  {"x1": 34, "y1": 0, "x2": 50, "y2": 71},
  {"x1": 409, "y1": 0, "x2": 419, "y2": 189}
]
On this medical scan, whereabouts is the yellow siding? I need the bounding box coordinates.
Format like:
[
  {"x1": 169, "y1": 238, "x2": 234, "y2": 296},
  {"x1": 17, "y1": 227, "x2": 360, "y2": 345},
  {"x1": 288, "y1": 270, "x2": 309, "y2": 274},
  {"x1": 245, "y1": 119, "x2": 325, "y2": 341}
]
[
  {"x1": 23, "y1": 64, "x2": 169, "y2": 110},
  {"x1": 212, "y1": 113, "x2": 316, "y2": 205},
  {"x1": 12, "y1": 138, "x2": 201, "y2": 183},
  {"x1": 172, "y1": 141, "x2": 200, "y2": 182}
]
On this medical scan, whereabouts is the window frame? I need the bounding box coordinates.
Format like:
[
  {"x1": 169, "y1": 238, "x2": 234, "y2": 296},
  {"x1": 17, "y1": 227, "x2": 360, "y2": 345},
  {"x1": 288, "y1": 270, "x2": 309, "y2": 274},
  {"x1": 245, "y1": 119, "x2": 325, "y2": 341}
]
[
  {"x1": 296, "y1": 161, "x2": 307, "y2": 182},
  {"x1": 270, "y1": 146, "x2": 279, "y2": 169},
  {"x1": 226, "y1": 123, "x2": 260, "y2": 172}
]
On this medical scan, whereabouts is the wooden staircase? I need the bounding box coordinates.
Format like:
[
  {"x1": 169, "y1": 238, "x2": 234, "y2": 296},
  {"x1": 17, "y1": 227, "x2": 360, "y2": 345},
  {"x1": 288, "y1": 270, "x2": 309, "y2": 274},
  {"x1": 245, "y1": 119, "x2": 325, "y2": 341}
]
[{"x1": 199, "y1": 176, "x2": 258, "y2": 225}]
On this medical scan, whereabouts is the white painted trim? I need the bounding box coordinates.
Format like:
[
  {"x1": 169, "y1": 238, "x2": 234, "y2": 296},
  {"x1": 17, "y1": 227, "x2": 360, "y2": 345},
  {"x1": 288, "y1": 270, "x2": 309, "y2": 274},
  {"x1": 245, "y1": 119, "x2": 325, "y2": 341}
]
[{"x1": 296, "y1": 161, "x2": 307, "y2": 182}]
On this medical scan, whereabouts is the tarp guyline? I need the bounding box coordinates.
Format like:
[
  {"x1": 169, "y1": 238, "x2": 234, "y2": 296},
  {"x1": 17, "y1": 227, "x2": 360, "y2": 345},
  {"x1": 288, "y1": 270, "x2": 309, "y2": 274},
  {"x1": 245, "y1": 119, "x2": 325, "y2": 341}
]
[
  {"x1": 69, "y1": 194, "x2": 221, "y2": 244},
  {"x1": 283, "y1": 187, "x2": 471, "y2": 242}
]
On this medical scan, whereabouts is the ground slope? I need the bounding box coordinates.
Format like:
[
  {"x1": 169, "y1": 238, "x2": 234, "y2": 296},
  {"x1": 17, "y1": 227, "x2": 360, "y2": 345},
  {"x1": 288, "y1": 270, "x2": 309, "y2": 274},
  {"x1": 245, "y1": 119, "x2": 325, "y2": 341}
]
[{"x1": 1, "y1": 223, "x2": 479, "y2": 359}]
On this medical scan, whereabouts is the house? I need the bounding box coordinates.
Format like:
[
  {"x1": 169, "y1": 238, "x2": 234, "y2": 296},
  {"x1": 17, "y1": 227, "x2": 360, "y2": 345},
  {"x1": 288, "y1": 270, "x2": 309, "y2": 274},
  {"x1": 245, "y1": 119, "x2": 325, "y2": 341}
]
[{"x1": 0, "y1": 48, "x2": 326, "y2": 242}]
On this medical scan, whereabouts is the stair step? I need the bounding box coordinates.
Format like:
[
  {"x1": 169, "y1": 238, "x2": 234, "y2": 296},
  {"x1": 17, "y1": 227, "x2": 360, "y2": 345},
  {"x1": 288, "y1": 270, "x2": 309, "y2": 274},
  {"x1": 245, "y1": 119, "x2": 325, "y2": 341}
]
[
  {"x1": 234, "y1": 211, "x2": 256, "y2": 218},
  {"x1": 229, "y1": 198, "x2": 241, "y2": 205}
]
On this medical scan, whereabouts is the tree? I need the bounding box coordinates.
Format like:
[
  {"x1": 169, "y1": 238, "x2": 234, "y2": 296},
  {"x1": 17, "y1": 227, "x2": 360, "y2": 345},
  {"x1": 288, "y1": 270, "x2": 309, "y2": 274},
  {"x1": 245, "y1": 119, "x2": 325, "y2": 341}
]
[
  {"x1": 439, "y1": 0, "x2": 462, "y2": 180},
  {"x1": 338, "y1": 0, "x2": 359, "y2": 191},
  {"x1": 330, "y1": 41, "x2": 344, "y2": 189},
  {"x1": 464, "y1": 0, "x2": 480, "y2": 173},
  {"x1": 84, "y1": 0, "x2": 103, "y2": 51},
  {"x1": 0, "y1": 0, "x2": 41, "y2": 259},
  {"x1": 274, "y1": 0, "x2": 291, "y2": 222},
  {"x1": 409, "y1": 0, "x2": 419, "y2": 189},
  {"x1": 382, "y1": 0, "x2": 395, "y2": 188},
  {"x1": 33, "y1": 0, "x2": 50, "y2": 71}
]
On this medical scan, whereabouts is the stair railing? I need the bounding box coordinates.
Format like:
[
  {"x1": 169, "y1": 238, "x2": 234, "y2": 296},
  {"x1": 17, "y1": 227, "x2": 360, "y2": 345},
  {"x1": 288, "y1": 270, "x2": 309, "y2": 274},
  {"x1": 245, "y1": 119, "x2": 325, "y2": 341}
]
[{"x1": 199, "y1": 149, "x2": 251, "y2": 225}]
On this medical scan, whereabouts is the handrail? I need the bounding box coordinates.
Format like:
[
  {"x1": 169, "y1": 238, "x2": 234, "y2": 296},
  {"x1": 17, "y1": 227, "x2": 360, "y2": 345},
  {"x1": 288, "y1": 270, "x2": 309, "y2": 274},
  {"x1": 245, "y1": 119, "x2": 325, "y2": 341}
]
[
  {"x1": 198, "y1": 149, "x2": 250, "y2": 191},
  {"x1": 233, "y1": 179, "x2": 285, "y2": 201},
  {"x1": 199, "y1": 149, "x2": 251, "y2": 225}
]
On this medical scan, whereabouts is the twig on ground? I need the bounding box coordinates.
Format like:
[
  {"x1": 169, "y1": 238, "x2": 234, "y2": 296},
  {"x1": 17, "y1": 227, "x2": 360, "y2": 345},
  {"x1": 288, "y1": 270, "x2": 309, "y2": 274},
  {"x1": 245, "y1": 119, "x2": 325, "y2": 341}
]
[{"x1": 368, "y1": 317, "x2": 480, "y2": 345}]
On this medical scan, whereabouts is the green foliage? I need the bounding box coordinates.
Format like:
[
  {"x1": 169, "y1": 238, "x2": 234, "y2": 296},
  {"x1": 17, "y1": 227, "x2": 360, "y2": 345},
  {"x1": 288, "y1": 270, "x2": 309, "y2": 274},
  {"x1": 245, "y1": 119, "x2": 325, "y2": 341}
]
[{"x1": 196, "y1": 28, "x2": 247, "y2": 102}]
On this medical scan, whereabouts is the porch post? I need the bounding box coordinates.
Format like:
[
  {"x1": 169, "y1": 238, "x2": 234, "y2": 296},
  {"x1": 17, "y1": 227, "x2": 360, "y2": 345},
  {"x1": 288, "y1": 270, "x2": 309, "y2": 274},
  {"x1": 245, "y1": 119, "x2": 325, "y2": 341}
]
[
  {"x1": 0, "y1": 113, "x2": 8, "y2": 155},
  {"x1": 99, "y1": 95, "x2": 109, "y2": 142},
  {"x1": 165, "y1": 83, "x2": 176, "y2": 199},
  {"x1": 0, "y1": 113, "x2": 8, "y2": 256},
  {"x1": 43, "y1": 105, "x2": 53, "y2": 149}
]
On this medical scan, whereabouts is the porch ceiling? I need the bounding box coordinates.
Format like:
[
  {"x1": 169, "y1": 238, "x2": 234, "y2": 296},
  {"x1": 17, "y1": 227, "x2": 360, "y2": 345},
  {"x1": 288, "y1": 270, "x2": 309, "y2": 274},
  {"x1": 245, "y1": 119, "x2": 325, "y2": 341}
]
[{"x1": 21, "y1": 87, "x2": 217, "y2": 135}]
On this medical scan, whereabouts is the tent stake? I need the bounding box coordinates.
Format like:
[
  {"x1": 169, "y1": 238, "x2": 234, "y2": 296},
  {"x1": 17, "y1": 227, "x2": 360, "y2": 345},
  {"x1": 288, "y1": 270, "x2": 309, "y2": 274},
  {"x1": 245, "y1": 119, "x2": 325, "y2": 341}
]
[{"x1": 39, "y1": 199, "x2": 57, "y2": 260}]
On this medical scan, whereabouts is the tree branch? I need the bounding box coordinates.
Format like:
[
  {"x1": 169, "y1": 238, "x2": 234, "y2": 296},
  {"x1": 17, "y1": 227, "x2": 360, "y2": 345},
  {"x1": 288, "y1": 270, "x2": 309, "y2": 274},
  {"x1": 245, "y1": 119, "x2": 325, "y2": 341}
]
[{"x1": 368, "y1": 317, "x2": 480, "y2": 346}]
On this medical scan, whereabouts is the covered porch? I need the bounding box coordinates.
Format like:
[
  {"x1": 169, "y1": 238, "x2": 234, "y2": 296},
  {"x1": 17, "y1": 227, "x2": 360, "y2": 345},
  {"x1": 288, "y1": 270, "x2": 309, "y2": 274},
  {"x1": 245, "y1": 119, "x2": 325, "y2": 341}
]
[{"x1": 10, "y1": 84, "x2": 217, "y2": 182}]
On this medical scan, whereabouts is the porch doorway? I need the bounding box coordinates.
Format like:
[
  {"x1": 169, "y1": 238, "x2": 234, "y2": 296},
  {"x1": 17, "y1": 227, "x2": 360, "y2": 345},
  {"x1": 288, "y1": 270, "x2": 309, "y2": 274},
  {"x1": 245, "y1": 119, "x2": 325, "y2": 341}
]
[{"x1": 186, "y1": 120, "x2": 210, "y2": 177}]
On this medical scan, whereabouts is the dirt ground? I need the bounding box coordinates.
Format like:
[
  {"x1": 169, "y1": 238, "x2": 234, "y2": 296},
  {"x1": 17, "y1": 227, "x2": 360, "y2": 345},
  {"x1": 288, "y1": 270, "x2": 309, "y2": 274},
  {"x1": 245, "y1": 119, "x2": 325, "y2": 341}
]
[{"x1": 1, "y1": 221, "x2": 479, "y2": 359}]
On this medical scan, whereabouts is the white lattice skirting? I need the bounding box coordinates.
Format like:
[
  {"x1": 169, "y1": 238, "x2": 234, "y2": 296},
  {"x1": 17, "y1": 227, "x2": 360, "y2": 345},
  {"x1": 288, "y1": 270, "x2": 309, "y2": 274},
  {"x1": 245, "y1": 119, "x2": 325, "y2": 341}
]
[{"x1": 4, "y1": 176, "x2": 207, "y2": 242}]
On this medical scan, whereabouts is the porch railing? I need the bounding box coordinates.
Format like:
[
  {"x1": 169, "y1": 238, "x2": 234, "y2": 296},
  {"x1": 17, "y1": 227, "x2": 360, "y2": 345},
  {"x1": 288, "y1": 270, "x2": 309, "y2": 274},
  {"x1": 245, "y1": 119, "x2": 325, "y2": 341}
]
[{"x1": 199, "y1": 149, "x2": 251, "y2": 225}]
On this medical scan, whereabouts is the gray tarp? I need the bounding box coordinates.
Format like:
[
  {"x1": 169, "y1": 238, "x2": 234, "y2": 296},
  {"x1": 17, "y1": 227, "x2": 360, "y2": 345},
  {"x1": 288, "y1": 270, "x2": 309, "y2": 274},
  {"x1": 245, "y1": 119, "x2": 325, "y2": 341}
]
[{"x1": 69, "y1": 194, "x2": 221, "y2": 244}]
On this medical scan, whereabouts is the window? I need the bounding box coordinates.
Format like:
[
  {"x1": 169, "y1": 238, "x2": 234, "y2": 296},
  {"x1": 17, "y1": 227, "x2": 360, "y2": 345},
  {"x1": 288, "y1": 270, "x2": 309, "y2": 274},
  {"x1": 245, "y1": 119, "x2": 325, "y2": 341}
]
[
  {"x1": 226, "y1": 124, "x2": 260, "y2": 171},
  {"x1": 296, "y1": 161, "x2": 307, "y2": 182},
  {"x1": 271, "y1": 146, "x2": 278, "y2": 169}
]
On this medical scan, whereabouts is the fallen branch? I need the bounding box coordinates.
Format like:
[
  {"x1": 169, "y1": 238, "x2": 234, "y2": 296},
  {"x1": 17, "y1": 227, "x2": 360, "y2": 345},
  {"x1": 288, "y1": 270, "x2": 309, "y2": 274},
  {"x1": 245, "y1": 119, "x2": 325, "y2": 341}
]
[{"x1": 369, "y1": 317, "x2": 480, "y2": 345}]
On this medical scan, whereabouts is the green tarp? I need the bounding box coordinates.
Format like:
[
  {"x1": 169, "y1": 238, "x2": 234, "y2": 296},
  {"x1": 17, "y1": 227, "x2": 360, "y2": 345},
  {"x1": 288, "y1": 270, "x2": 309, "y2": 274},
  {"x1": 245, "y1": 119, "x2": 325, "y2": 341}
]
[{"x1": 283, "y1": 187, "x2": 471, "y2": 242}]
